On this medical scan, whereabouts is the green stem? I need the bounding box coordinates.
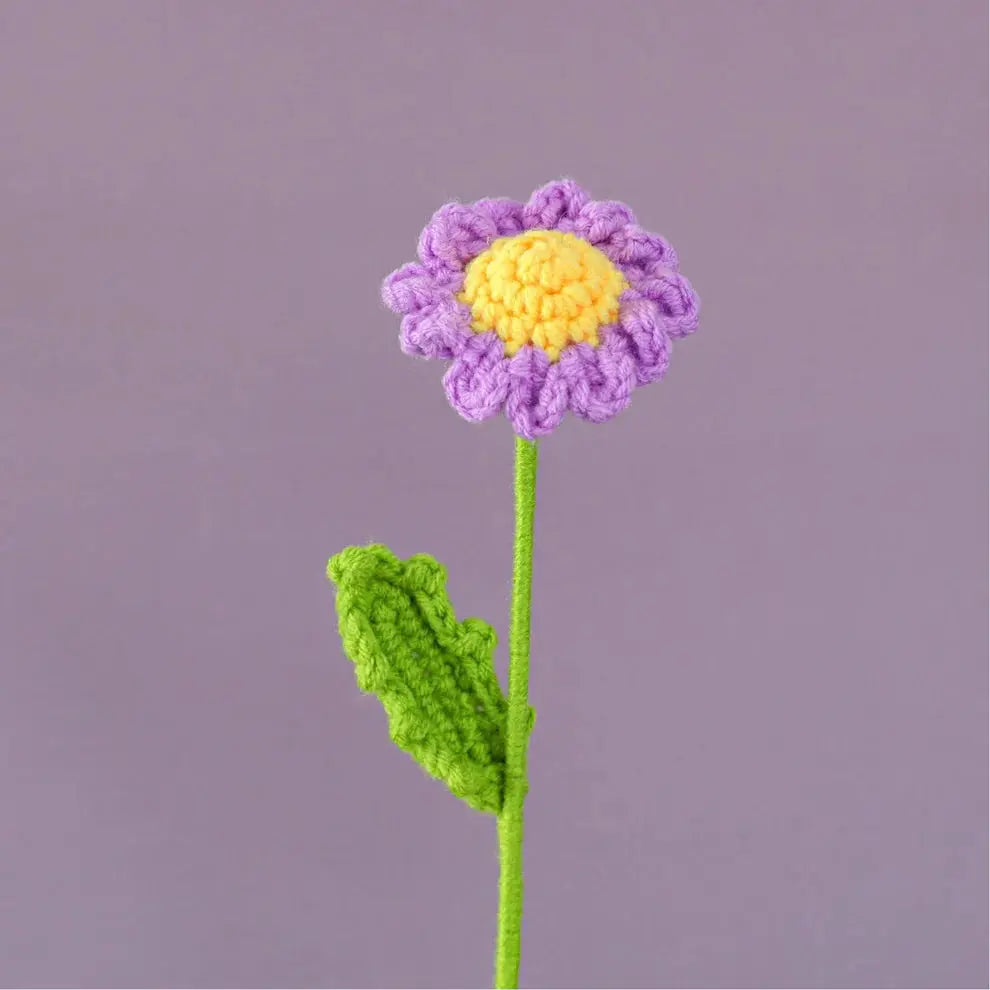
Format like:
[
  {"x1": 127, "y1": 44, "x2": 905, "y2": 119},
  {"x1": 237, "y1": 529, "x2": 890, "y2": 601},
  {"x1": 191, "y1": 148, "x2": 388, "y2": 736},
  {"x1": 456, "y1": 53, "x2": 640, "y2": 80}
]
[{"x1": 495, "y1": 436, "x2": 539, "y2": 989}]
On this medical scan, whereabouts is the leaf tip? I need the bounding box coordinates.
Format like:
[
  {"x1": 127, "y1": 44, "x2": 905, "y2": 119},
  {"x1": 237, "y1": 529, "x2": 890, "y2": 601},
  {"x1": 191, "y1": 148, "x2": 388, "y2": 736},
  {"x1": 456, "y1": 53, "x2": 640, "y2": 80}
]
[
  {"x1": 403, "y1": 553, "x2": 448, "y2": 595},
  {"x1": 327, "y1": 543, "x2": 393, "y2": 588}
]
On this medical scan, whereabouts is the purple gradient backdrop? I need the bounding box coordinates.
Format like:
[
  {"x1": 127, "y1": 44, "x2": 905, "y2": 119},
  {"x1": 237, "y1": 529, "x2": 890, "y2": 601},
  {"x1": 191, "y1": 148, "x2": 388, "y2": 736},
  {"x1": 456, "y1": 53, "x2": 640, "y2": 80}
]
[{"x1": 1, "y1": 2, "x2": 987, "y2": 988}]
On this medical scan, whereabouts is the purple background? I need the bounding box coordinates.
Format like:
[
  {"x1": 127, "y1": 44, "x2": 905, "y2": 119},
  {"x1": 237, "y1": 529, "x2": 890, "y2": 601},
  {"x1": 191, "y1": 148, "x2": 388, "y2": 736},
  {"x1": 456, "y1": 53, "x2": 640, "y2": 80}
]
[{"x1": 2, "y1": 2, "x2": 987, "y2": 987}]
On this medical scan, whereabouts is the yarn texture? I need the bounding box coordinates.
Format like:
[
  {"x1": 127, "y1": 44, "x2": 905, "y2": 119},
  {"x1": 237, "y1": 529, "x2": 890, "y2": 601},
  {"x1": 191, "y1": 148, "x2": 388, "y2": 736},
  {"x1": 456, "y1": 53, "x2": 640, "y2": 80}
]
[
  {"x1": 328, "y1": 177, "x2": 701, "y2": 989},
  {"x1": 459, "y1": 230, "x2": 629, "y2": 360},
  {"x1": 381, "y1": 178, "x2": 700, "y2": 439},
  {"x1": 328, "y1": 544, "x2": 513, "y2": 816},
  {"x1": 494, "y1": 436, "x2": 538, "y2": 988}
]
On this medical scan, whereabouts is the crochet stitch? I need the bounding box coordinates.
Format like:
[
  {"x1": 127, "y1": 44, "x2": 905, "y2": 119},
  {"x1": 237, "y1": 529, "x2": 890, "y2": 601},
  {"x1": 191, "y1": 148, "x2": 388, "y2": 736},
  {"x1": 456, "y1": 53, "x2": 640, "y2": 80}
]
[
  {"x1": 459, "y1": 229, "x2": 629, "y2": 360},
  {"x1": 494, "y1": 436, "x2": 538, "y2": 988},
  {"x1": 382, "y1": 178, "x2": 700, "y2": 439},
  {"x1": 328, "y1": 544, "x2": 512, "y2": 815},
  {"x1": 329, "y1": 177, "x2": 701, "y2": 989}
]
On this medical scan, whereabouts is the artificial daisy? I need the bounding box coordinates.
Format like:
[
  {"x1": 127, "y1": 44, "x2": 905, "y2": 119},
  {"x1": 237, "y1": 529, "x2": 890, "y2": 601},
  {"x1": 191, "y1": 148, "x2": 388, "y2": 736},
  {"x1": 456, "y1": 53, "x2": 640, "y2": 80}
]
[
  {"x1": 382, "y1": 178, "x2": 699, "y2": 437},
  {"x1": 329, "y1": 179, "x2": 701, "y2": 989}
]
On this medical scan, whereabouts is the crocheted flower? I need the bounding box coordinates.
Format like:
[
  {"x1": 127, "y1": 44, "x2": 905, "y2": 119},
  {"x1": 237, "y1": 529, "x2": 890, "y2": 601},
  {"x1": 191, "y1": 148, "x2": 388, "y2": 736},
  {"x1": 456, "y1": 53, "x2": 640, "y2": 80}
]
[{"x1": 382, "y1": 179, "x2": 700, "y2": 439}]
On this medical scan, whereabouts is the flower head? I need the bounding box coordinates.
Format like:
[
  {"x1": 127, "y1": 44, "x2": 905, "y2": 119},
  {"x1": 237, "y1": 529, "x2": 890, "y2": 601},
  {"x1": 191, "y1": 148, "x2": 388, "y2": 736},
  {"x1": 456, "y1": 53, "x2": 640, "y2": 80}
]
[{"x1": 382, "y1": 179, "x2": 699, "y2": 439}]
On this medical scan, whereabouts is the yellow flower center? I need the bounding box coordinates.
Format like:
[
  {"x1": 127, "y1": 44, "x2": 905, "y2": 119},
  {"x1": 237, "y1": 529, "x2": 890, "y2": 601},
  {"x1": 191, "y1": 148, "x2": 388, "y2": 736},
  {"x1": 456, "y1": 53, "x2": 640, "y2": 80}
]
[{"x1": 457, "y1": 230, "x2": 628, "y2": 362}]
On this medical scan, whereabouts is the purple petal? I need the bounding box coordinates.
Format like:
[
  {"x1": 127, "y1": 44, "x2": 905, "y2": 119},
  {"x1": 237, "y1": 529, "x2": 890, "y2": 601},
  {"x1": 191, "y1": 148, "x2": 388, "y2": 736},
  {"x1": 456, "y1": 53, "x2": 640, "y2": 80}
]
[
  {"x1": 574, "y1": 200, "x2": 638, "y2": 244},
  {"x1": 442, "y1": 332, "x2": 510, "y2": 422},
  {"x1": 473, "y1": 197, "x2": 526, "y2": 237},
  {"x1": 400, "y1": 297, "x2": 473, "y2": 359},
  {"x1": 382, "y1": 262, "x2": 456, "y2": 316},
  {"x1": 599, "y1": 227, "x2": 679, "y2": 276},
  {"x1": 618, "y1": 294, "x2": 672, "y2": 385},
  {"x1": 643, "y1": 243, "x2": 680, "y2": 274},
  {"x1": 634, "y1": 271, "x2": 700, "y2": 338},
  {"x1": 521, "y1": 179, "x2": 591, "y2": 231},
  {"x1": 417, "y1": 203, "x2": 499, "y2": 275},
  {"x1": 559, "y1": 335, "x2": 637, "y2": 425},
  {"x1": 503, "y1": 347, "x2": 569, "y2": 439}
]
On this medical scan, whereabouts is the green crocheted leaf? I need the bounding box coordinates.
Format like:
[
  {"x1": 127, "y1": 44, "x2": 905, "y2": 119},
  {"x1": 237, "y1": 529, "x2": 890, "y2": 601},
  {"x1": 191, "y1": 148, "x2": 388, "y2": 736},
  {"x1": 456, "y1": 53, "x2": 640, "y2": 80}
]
[{"x1": 327, "y1": 544, "x2": 508, "y2": 816}]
